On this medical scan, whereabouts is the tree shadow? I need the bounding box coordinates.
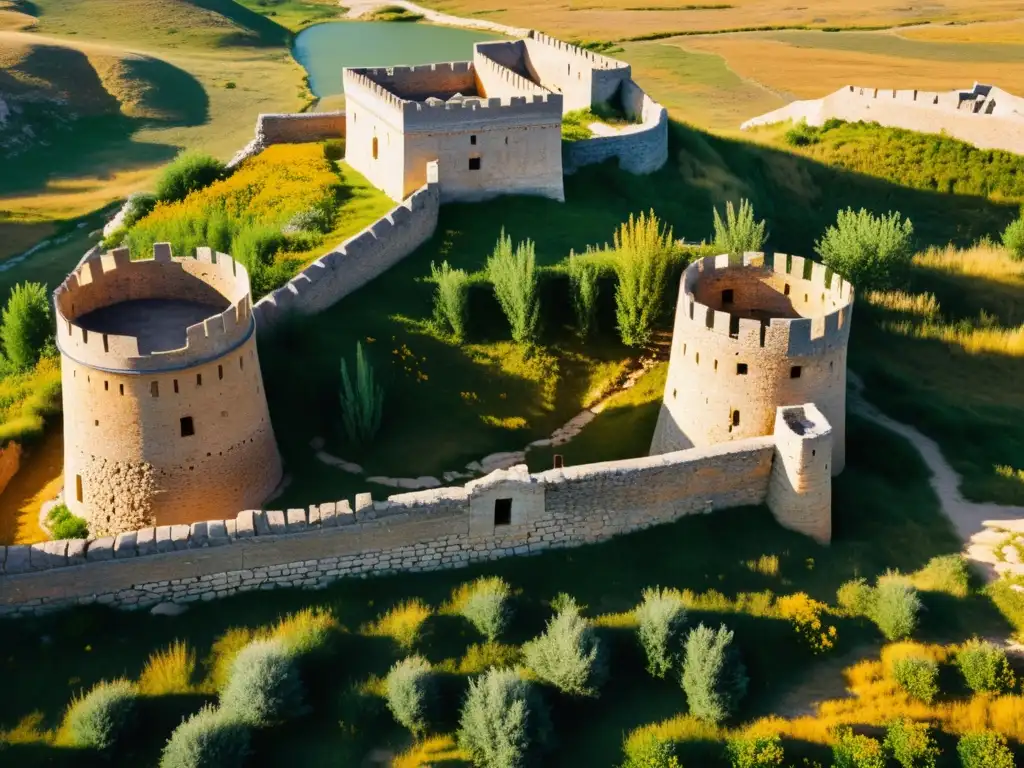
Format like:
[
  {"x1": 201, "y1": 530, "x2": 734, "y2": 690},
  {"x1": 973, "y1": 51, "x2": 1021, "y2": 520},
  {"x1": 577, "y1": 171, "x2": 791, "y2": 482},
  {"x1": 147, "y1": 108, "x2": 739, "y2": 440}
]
[{"x1": 188, "y1": 0, "x2": 291, "y2": 47}]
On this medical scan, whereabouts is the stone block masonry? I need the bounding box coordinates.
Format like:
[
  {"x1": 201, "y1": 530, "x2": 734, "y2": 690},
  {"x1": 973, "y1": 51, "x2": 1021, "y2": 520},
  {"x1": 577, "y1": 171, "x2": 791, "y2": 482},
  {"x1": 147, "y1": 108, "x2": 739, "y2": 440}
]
[{"x1": 0, "y1": 408, "x2": 832, "y2": 618}]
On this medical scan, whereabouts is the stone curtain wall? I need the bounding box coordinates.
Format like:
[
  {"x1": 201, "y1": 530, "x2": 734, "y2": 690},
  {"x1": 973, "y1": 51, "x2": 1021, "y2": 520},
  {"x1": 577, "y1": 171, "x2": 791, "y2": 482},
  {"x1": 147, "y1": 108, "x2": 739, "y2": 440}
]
[
  {"x1": 741, "y1": 83, "x2": 1024, "y2": 155},
  {"x1": 0, "y1": 442, "x2": 21, "y2": 498},
  {"x1": 0, "y1": 414, "x2": 832, "y2": 618},
  {"x1": 252, "y1": 162, "x2": 441, "y2": 327},
  {"x1": 564, "y1": 80, "x2": 669, "y2": 175}
]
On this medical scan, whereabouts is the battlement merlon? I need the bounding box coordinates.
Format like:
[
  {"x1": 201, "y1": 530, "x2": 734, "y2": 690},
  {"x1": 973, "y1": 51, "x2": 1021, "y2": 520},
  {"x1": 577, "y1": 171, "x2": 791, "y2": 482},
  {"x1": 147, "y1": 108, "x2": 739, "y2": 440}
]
[
  {"x1": 402, "y1": 93, "x2": 563, "y2": 132},
  {"x1": 676, "y1": 251, "x2": 854, "y2": 356},
  {"x1": 525, "y1": 29, "x2": 630, "y2": 72},
  {"x1": 54, "y1": 245, "x2": 255, "y2": 373}
]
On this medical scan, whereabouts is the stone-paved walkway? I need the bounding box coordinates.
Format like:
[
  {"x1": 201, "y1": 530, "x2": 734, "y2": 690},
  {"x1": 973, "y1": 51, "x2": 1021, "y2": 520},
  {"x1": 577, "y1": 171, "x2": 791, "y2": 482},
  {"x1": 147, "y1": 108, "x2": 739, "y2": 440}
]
[{"x1": 849, "y1": 374, "x2": 1024, "y2": 583}]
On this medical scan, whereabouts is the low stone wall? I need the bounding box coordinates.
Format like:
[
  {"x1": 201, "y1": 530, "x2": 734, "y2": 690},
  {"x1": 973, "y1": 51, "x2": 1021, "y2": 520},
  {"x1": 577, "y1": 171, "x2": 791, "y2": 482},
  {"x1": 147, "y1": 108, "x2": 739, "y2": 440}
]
[
  {"x1": 252, "y1": 161, "x2": 441, "y2": 327},
  {"x1": 564, "y1": 80, "x2": 668, "y2": 174},
  {"x1": 0, "y1": 442, "x2": 21, "y2": 498},
  {"x1": 227, "y1": 111, "x2": 347, "y2": 168},
  {"x1": 0, "y1": 405, "x2": 832, "y2": 618}
]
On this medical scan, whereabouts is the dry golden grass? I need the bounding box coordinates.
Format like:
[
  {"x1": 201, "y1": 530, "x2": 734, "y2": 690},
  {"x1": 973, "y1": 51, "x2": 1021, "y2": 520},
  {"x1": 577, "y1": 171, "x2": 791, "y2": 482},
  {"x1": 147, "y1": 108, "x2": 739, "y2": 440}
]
[
  {"x1": 677, "y1": 35, "x2": 1024, "y2": 102},
  {"x1": 899, "y1": 20, "x2": 1024, "y2": 44},
  {"x1": 0, "y1": 1, "x2": 34, "y2": 30},
  {"x1": 363, "y1": 599, "x2": 433, "y2": 650},
  {"x1": 138, "y1": 640, "x2": 197, "y2": 695},
  {"x1": 914, "y1": 243, "x2": 1024, "y2": 286},
  {"x1": 393, "y1": 734, "x2": 471, "y2": 768},
  {"x1": 744, "y1": 554, "x2": 780, "y2": 576},
  {"x1": 0, "y1": 221, "x2": 56, "y2": 261},
  {"x1": 437, "y1": 641, "x2": 522, "y2": 674},
  {"x1": 425, "y1": 0, "x2": 1021, "y2": 40}
]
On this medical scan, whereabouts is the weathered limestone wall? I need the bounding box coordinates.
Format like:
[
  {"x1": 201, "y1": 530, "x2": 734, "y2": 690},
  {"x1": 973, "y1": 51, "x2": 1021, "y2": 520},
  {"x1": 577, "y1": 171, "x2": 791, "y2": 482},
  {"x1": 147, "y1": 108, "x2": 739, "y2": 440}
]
[
  {"x1": 766, "y1": 404, "x2": 832, "y2": 543},
  {"x1": 651, "y1": 252, "x2": 853, "y2": 475},
  {"x1": 253, "y1": 163, "x2": 441, "y2": 327},
  {"x1": 564, "y1": 80, "x2": 669, "y2": 174},
  {"x1": 0, "y1": 442, "x2": 21, "y2": 498},
  {"x1": 56, "y1": 247, "x2": 282, "y2": 535},
  {"x1": 344, "y1": 70, "x2": 408, "y2": 200},
  {"x1": 522, "y1": 31, "x2": 631, "y2": 112},
  {"x1": 0, "y1": 415, "x2": 832, "y2": 618},
  {"x1": 473, "y1": 44, "x2": 550, "y2": 100},
  {"x1": 742, "y1": 83, "x2": 1024, "y2": 155}
]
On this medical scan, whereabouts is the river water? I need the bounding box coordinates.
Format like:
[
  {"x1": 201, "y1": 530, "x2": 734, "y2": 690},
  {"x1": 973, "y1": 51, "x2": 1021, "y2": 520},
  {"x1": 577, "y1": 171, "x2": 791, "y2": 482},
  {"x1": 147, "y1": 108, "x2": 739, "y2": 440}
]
[{"x1": 293, "y1": 21, "x2": 504, "y2": 98}]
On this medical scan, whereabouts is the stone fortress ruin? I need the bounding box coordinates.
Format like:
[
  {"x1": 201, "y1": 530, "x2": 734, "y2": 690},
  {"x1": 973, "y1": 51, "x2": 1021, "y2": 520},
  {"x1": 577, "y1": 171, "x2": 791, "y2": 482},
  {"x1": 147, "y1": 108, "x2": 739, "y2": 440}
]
[
  {"x1": 0, "y1": 32, "x2": 857, "y2": 617},
  {"x1": 651, "y1": 252, "x2": 853, "y2": 475},
  {"x1": 55, "y1": 245, "x2": 283, "y2": 537},
  {"x1": 742, "y1": 82, "x2": 1024, "y2": 155}
]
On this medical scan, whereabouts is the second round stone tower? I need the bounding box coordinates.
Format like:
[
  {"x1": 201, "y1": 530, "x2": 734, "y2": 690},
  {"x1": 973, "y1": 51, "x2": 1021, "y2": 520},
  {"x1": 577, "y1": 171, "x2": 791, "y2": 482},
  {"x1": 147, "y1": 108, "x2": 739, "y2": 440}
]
[
  {"x1": 55, "y1": 244, "x2": 283, "y2": 536},
  {"x1": 650, "y1": 252, "x2": 854, "y2": 474}
]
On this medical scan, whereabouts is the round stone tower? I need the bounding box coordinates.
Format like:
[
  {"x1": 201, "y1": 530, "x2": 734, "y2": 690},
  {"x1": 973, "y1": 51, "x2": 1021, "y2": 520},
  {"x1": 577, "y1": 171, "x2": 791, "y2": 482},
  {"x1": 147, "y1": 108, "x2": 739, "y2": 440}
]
[
  {"x1": 650, "y1": 251, "x2": 854, "y2": 474},
  {"x1": 55, "y1": 243, "x2": 283, "y2": 536}
]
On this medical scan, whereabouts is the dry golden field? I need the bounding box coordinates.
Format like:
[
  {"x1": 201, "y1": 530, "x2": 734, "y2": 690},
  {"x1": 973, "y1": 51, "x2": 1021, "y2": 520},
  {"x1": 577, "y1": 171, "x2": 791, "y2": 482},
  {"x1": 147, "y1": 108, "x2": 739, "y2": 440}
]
[{"x1": 422, "y1": 0, "x2": 1024, "y2": 40}]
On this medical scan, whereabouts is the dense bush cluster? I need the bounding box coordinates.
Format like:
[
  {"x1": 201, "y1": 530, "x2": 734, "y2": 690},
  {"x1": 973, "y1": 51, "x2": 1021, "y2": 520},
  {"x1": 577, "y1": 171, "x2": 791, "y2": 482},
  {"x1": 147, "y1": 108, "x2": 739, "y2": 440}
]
[
  {"x1": 160, "y1": 705, "x2": 250, "y2": 768},
  {"x1": 891, "y1": 656, "x2": 939, "y2": 703},
  {"x1": 712, "y1": 198, "x2": 767, "y2": 257},
  {"x1": 155, "y1": 152, "x2": 227, "y2": 203},
  {"x1": 635, "y1": 587, "x2": 686, "y2": 678},
  {"x1": 46, "y1": 503, "x2": 89, "y2": 539},
  {"x1": 954, "y1": 639, "x2": 1016, "y2": 694},
  {"x1": 815, "y1": 207, "x2": 915, "y2": 290},
  {"x1": 384, "y1": 655, "x2": 434, "y2": 736},
  {"x1": 612, "y1": 210, "x2": 674, "y2": 348},
  {"x1": 1, "y1": 281, "x2": 53, "y2": 372},
  {"x1": 831, "y1": 726, "x2": 885, "y2": 768},
  {"x1": 883, "y1": 718, "x2": 939, "y2": 768},
  {"x1": 522, "y1": 596, "x2": 606, "y2": 696},
  {"x1": 338, "y1": 341, "x2": 384, "y2": 447},
  {"x1": 487, "y1": 230, "x2": 541, "y2": 345},
  {"x1": 62, "y1": 679, "x2": 138, "y2": 751},
  {"x1": 957, "y1": 731, "x2": 1015, "y2": 768},
  {"x1": 680, "y1": 623, "x2": 748, "y2": 724},
  {"x1": 837, "y1": 572, "x2": 921, "y2": 640},
  {"x1": 458, "y1": 668, "x2": 550, "y2": 768},
  {"x1": 458, "y1": 576, "x2": 514, "y2": 642},
  {"x1": 219, "y1": 639, "x2": 305, "y2": 726},
  {"x1": 725, "y1": 733, "x2": 784, "y2": 767}
]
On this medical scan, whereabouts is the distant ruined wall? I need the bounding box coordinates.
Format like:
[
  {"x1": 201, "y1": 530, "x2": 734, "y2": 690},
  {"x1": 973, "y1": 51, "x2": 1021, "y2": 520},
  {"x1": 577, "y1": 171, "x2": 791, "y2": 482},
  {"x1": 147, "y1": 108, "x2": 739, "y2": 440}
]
[
  {"x1": 0, "y1": 442, "x2": 22, "y2": 499},
  {"x1": 564, "y1": 80, "x2": 669, "y2": 174},
  {"x1": 742, "y1": 84, "x2": 1024, "y2": 155},
  {"x1": 0, "y1": 408, "x2": 832, "y2": 618},
  {"x1": 253, "y1": 162, "x2": 441, "y2": 327}
]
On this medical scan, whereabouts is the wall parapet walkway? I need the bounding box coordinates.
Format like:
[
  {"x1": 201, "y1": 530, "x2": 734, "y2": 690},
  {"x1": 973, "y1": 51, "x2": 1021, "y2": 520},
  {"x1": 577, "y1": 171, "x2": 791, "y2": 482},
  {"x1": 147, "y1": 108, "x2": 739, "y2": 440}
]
[{"x1": 0, "y1": 404, "x2": 831, "y2": 618}]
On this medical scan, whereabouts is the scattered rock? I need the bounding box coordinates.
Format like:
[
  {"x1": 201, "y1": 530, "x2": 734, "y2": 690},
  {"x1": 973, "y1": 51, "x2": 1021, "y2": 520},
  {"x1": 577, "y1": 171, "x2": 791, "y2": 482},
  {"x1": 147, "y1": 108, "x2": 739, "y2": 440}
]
[
  {"x1": 465, "y1": 460, "x2": 484, "y2": 473},
  {"x1": 150, "y1": 602, "x2": 189, "y2": 617},
  {"x1": 366, "y1": 476, "x2": 403, "y2": 488},
  {"x1": 309, "y1": 436, "x2": 325, "y2": 450},
  {"x1": 480, "y1": 451, "x2": 527, "y2": 473},
  {"x1": 315, "y1": 451, "x2": 363, "y2": 474},
  {"x1": 1004, "y1": 544, "x2": 1022, "y2": 564},
  {"x1": 528, "y1": 438, "x2": 552, "y2": 448}
]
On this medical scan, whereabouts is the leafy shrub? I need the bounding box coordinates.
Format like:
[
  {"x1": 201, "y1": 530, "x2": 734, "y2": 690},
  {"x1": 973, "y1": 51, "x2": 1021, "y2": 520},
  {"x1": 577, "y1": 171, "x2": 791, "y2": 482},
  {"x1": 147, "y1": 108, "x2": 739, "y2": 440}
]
[
  {"x1": 232, "y1": 224, "x2": 289, "y2": 296},
  {"x1": 913, "y1": 554, "x2": 970, "y2": 598},
  {"x1": 776, "y1": 592, "x2": 837, "y2": 654},
  {"x1": 891, "y1": 657, "x2": 939, "y2": 703},
  {"x1": 62, "y1": 679, "x2": 137, "y2": 750},
  {"x1": 957, "y1": 731, "x2": 1015, "y2": 768},
  {"x1": 883, "y1": 719, "x2": 939, "y2": 768},
  {"x1": 567, "y1": 251, "x2": 599, "y2": 338},
  {"x1": 522, "y1": 597, "x2": 606, "y2": 696},
  {"x1": 836, "y1": 578, "x2": 874, "y2": 616},
  {"x1": 815, "y1": 207, "x2": 915, "y2": 290},
  {"x1": 365, "y1": 599, "x2": 431, "y2": 650},
  {"x1": 160, "y1": 705, "x2": 250, "y2": 768},
  {"x1": 635, "y1": 587, "x2": 687, "y2": 678},
  {"x1": 285, "y1": 202, "x2": 334, "y2": 234},
  {"x1": 459, "y1": 577, "x2": 513, "y2": 642},
  {"x1": 561, "y1": 109, "x2": 596, "y2": 141},
  {"x1": 613, "y1": 210, "x2": 673, "y2": 347},
  {"x1": 954, "y1": 638, "x2": 1016, "y2": 694},
  {"x1": 1, "y1": 282, "x2": 53, "y2": 371},
  {"x1": 622, "y1": 733, "x2": 681, "y2": 768},
  {"x1": 458, "y1": 668, "x2": 549, "y2": 768},
  {"x1": 725, "y1": 733, "x2": 784, "y2": 767},
  {"x1": 870, "y1": 572, "x2": 921, "y2": 641},
  {"x1": 219, "y1": 640, "x2": 304, "y2": 727},
  {"x1": 339, "y1": 341, "x2": 384, "y2": 447},
  {"x1": 1001, "y1": 214, "x2": 1024, "y2": 261},
  {"x1": 487, "y1": 230, "x2": 540, "y2": 344},
  {"x1": 46, "y1": 503, "x2": 89, "y2": 540},
  {"x1": 156, "y1": 152, "x2": 227, "y2": 203},
  {"x1": 385, "y1": 655, "x2": 434, "y2": 736},
  {"x1": 431, "y1": 261, "x2": 470, "y2": 342},
  {"x1": 831, "y1": 726, "x2": 885, "y2": 768},
  {"x1": 681, "y1": 623, "x2": 748, "y2": 724},
  {"x1": 784, "y1": 120, "x2": 820, "y2": 147},
  {"x1": 712, "y1": 198, "x2": 767, "y2": 256}
]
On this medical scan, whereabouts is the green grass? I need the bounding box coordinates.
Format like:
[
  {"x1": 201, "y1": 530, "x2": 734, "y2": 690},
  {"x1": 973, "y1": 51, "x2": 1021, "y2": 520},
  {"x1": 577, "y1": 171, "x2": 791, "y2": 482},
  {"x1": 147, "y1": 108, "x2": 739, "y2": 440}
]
[
  {"x1": 759, "y1": 119, "x2": 1024, "y2": 203},
  {"x1": 0, "y1": 416, "x2": 1010, "y2": 767},
  {"x1": 232, "y1": 0, "x2": 341, "y2": 31}
]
